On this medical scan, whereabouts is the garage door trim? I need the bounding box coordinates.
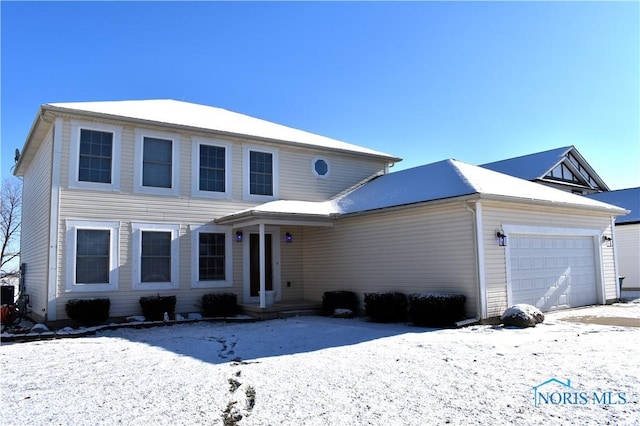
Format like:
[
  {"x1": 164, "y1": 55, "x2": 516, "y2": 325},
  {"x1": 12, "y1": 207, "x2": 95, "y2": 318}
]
[{"x1": 502, "y1": 225, "x2": 604, "y2": 310}]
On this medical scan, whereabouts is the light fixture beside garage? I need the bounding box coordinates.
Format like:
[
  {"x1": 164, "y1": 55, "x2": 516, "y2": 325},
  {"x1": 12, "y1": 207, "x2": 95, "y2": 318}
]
[
  {"x1": 602, "y1": 235, "x2": 613, "y2": 247},
  {"x1": 496, "y1": 231, "x2": 507, "y2": 247}
]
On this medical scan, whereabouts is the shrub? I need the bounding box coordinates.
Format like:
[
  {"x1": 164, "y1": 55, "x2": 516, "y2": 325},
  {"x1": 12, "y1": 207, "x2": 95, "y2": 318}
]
[
  {"x1": 364, "y1": 292, "x2": 408, "y2": 323},
  {"x1": 139, "y1": 295, "x2": 176, "y2": 321},
  {"x1": 65, "y1": 298, "x2": 110, "y2": 326},
  {"x1": 408, "y1": 293, "x2": 466, "y2": 327},
  {"x1": 322, "y1": 291, "x2": 359, "y2": 315},
  {"x1": 202, "y1": 292, "x2": 238, "y2": 317}
]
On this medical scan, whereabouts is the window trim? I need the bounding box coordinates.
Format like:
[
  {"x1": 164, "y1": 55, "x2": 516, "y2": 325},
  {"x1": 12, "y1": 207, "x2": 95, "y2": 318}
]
[
  {"x1": 69, "y1": 120, "x2": 122, "y2": 191},
  {"x1": 190, "y1": 224, "x2": 233, "y2": 288},
  {"x1": 312, "y1": 156, "x2": 330, "y2": 178},
  {"x1": 65, "y1": 220, "x2": 120, "y2": 292},
  {"x1": 134, "y1": 129, "x2": 181, "y2": 196},
  {"x1": 191, "y1": 137, "x2": 232, "y2": 199},
  {"x1": 131, "y1": 223, "x2": 180, "y2": 290},
  {"x1": 243, "y1": 145, "x2": 279, "y2": 201}
]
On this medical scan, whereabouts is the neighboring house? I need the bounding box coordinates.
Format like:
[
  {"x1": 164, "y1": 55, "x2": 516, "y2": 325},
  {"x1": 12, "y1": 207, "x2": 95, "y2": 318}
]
[
  {"x1": 14, "y1": 100, "x2": 627, "y2": 323},
  {"x1": 585, "y1": 188, "x2": 640, "y2": 294},
  {"x1": 480, "y1": 146, "x2": 609, "y2": 195}
]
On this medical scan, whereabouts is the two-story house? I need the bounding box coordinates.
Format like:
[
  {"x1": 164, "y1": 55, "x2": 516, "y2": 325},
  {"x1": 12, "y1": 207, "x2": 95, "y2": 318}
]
[{"x1": 14, "y1": 100, "x2": 626, "y2": 324}]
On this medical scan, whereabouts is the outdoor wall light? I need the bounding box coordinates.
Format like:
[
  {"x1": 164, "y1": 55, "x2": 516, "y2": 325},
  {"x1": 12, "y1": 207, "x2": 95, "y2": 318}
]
[
  {"x1": 235, "y1": 231, "x2": 243, "y2": 243},
  {"x1": 285, "y1": 232, "x2": 293, "y2": 243},
  {"x1": 496, "y1": 231, "x2": 507, "y2": 247},
  {"x1": 602, "y1": 235, "x2": 613, "y2": 247}
]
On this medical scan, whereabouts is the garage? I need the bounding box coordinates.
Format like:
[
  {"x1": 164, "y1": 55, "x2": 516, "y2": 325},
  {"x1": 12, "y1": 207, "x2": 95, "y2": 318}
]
[{"x1": 509, "y1": 234, "x2": 598, "y2": 311}]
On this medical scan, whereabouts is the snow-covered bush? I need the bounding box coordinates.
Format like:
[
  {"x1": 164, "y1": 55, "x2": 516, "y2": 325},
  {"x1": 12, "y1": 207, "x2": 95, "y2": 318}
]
[
  {"x1": 139, "y1": 295, "x2": 176, "y2": 321},
  {"x1": 202, "y1": 292, "x2": 238, "y2": 317},
  {"x1": 322, "y1": 291, "x2": 359, "y2": 316},
  {"x1": 500, "y1": 304, "x2": 544, "y2": 328},
  {"x1": 364, "y1": 292, "x2": 408, "y2": 323},
  {"x1": 408, "y1": 293, "x2": 466, "y2": 327},
  {"x1": 65, "y1": 298, "x2": 110, "y2": 326}
]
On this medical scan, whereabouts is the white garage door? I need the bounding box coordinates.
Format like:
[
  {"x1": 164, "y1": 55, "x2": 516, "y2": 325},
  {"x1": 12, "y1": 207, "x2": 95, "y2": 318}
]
[{"x1": 509, "y1": 234, "x2": 598, "y2": 312}]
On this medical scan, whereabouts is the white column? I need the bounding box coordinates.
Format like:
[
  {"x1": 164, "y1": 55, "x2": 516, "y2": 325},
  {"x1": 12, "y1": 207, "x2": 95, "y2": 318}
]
[{"x1": 259, "y1": 223, "x2": 266, "y2": 308}]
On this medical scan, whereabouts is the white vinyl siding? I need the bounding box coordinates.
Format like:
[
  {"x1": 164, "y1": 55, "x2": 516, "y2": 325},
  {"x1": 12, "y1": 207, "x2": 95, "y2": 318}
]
[
  {"x1": 19, "y1": 127, "x2": 54, "y2": 322},
  {"x1": 481, "y1": 201, "x2": 616, "y2": 318},
  {"x1": 65, "y1": 220, "x2": 119, "y2": 292},
  {"x1": 302, "y1": 204, "x2": 478, "y2": 318},
  {"x1": 68, "y1": 120, "x2": 122, "y2": 191},
  {"x1": 616, "y1": 224, "x2": 640, "y2": 290}
]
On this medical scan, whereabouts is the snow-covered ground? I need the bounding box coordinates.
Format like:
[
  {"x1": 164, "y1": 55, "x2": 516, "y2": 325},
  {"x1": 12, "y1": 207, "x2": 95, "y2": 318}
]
[{"x1": 1, "y1": 302, "x2": 639, "y2": 426}]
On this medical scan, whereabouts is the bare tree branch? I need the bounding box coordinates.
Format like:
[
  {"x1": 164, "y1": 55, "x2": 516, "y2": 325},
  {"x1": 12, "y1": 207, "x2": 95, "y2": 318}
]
[{"x1": 1, "y1": 178, "x2": 22, "y2": 279}]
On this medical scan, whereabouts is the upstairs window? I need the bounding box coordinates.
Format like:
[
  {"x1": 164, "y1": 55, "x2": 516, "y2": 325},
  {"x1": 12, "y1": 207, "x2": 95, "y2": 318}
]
[
  {"x1": 69, "y1": 121, "x2": 122, "y2": 190},
  {"x1": 134, "y1": 130, "x2": 180, "y2": 195},
  {"x1": 243, "y1": 146, "x2": 278, "y2": 200},
  {"x1": 192, "y1": 137, "x2": 231, "y2": 198}
]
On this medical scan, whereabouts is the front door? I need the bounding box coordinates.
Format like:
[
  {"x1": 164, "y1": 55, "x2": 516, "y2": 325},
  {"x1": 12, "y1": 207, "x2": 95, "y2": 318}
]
[{"x1": 250, "y1": 233, "x2": 273, "y2": 297}]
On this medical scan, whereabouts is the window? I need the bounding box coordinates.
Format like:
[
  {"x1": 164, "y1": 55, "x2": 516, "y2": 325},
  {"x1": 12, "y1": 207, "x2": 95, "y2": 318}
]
[
  {"x1": 547, "y1": 163, "x2": 579, "y2": 182},
  {"x1": 192, "y1": 137, "x2": 231, "y2": 198},
  {"x1": 65, "y1": 220, "x2": 119, "y2": 292},
  {"x1": 134, "y1": 130, "x2": 180, "y2": 195},
  {"x1": 243, "y1": 146, "x2": 278, "y2": 200},
  {"x1": 132, "y1": 223, "x2": 180, "y2": 290},
  {"x1": 312, "y1": 157, "x2": 330, "y2": 178},
  {"x1": 69, "y1": 121, "x2": 122, "y2": 190},
  {"x1": 190, "y1": 224, "x2": 232, "y2": 288}
]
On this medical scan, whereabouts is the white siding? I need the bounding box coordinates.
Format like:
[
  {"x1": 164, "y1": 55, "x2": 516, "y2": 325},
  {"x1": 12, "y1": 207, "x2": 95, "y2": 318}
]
[
  {"x1": 302, "y1": 204, "x2": 479, "y2": 318},
  {"x1": 481, "y1": 201, "x2": 617, "y2": 318},
  {"x1": 20, "y1": 128, "x2": 53, "y2": 322},
  {"x1": 616, "y1": 224, "x2": 640, "y2": 290}
]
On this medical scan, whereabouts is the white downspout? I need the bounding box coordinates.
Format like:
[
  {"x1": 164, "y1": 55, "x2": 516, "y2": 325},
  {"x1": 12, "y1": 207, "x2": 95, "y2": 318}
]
[
  {"x1": 475, "y1": 202, "x2": 488, "y2": 319},
  {"x1": 47, "y1": 118, "x2": 63, "y2": 322},
  {"x1": 611, "y1": 216, "x2": 621, "y2": 300},
  {"x1": 259, "y1": 223, "x2": 266, "y2": 309}
]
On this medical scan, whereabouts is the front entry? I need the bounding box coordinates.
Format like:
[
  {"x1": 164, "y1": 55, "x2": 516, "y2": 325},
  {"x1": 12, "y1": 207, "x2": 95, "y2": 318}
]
[{"x1": 249, "y1": 233, "x2": 273, "y2": 297}]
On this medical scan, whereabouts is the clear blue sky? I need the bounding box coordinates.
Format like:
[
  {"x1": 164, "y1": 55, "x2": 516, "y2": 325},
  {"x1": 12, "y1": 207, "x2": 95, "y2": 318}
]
[{"x1": 2, "y1": 1, "x2": 638, "y2": 189}]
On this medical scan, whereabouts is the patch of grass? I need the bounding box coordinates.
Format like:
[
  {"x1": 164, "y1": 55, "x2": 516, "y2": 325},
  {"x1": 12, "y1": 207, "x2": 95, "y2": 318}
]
[
  {"x1": 246, "y1": 386, "x2": 256, "y2": 411},
  {"x1": 228, "y1": 378, "x2": 241, "y2": 393},
  {"x1": 221, "y1": 401, "x2": 242, "y2": 426}
]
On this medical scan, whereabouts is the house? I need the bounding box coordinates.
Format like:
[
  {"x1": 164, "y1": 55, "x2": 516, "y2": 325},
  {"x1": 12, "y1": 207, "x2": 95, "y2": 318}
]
[
  {"x1": 585, "y1": 188, "x2": 640, "y2": 296},
  {"x1": 480, "y1": 146, "x2": 609, "y2": 195},
  {"x1": 13, "y1": 100, "x2": 627, "y2": 324}
]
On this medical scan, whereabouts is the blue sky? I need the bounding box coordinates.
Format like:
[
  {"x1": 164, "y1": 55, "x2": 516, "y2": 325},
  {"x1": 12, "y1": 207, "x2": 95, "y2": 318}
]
[{"x1": 2, "y1": 1, "x2": 638, "y2": 189}]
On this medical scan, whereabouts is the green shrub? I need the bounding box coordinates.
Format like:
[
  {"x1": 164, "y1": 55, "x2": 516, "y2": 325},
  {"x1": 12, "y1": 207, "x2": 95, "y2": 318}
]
[
  {"x1": 139, "y1": 295, "x2": 176, "y2": 321},
  {"x1": 322, "y1": 291, "x2": 358, "y2": 315},
  {"x1": 202, "y1": 292, "x2": 238, "y2": 317},
  {"x1": 364, "y1": 292, "x2": 408, "y2": 323},
  {"x1": 408, "y1": 293, "x2": 466, "y2": 327},
  {"x1": 65, "y1": 298, "x2": 110, "y2": 325}
]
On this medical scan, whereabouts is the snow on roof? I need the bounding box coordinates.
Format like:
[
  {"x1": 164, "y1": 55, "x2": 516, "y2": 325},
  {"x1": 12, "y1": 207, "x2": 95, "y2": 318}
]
[
  {"x1": 222, "y1": 159, "x2": 627, "y2": 221},
  {"x1": 46, "y1": 99, "x2": 400, "y2": 160},
  {"x1": 479, "y1": 146, "x2": 571, "y2": 180},
  {"x1": 584, "y1": 187, "x2": 640, "y2": 224}
]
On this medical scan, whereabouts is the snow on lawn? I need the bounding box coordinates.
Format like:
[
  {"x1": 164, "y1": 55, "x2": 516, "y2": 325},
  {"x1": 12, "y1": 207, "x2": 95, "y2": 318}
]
[{"x1": 1, "y1": 303, "x2": 639, "y2": 426}]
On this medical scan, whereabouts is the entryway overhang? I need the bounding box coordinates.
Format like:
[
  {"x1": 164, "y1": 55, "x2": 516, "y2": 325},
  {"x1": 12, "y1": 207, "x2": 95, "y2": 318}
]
[{"x1": 215, "y1": 201, "x2": 337, "y2": 308}]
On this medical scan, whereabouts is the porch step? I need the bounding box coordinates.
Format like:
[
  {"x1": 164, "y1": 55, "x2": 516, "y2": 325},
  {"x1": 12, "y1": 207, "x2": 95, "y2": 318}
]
[{"x1": 239, "y1": 302, "x2": 322, "y2": 320}]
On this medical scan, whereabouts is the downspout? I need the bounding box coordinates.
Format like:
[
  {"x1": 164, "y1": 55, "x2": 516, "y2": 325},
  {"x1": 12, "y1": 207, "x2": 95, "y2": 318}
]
[
  {"x1": 47, "y1": 117, "x2": 63, "y2": 322},
  {"x1": 464, "y1": 201, "x2": 484, "y2": 322},
  {"x1": 610, "y1": 216, "x2": 621, "y2": 301}
]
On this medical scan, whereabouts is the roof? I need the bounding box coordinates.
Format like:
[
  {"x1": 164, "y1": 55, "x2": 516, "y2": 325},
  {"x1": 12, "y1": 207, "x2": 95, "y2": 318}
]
[
  {"x1": 46, "y1": 99, "x2": 401, "y2": 161},
  {"x1": 584, "y1": 187, "x2": 640, "y2": 224},
  {"x1": 217, "y1": 159, "x2": 627, "y2": 224},
  {"x1": 480, "y1": 146, "x2": 609, "y2": 191}
]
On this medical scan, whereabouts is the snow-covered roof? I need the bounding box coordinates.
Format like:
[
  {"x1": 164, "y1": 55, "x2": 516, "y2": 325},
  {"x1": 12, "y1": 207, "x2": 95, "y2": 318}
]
[
  {"x1": 584, "y1": 187, "x2": 640, "y2": 224},
  {"x1": 45, "y1": 99, "x2": 400, "y2": 161},
  {"x1": 217, "y1": 159, "x2": 627, "y2": 224},
  {"x1": 480, "y1": 146, "x2": 571, "y2": 180}
]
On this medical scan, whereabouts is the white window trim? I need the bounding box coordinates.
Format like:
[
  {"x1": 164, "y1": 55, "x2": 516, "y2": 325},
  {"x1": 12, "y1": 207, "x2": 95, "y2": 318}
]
[
  {"x1": 132, "y1": 223, "x2": 180, "y2": 291},
  {"x1": 65, "y1": 220, "x2": 120, "y2": 292},
  {"x1": 190, "y1": 224, "x2": 233, "y2": 288},
  {"x1": 312, "y1": 156, "x2": 330, "y2": 178},
  {"x1": 243, "y1": 145, "x2": 279, "y2": 201},
  {"x1": 69, "y1": 120, "x2": 122, "y2": 191},
  {"x1": 134, "y1": 129, "x2": 181, "y2": 196},
  {"x1": 191, "y1": 137, "x2": 232, "y2": 199}
]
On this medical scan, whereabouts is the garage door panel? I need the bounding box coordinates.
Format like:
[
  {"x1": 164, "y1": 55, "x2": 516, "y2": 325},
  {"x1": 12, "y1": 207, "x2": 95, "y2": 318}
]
[{"x1": 510, "y1": 234, "x2": 597, "y2": 312}]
